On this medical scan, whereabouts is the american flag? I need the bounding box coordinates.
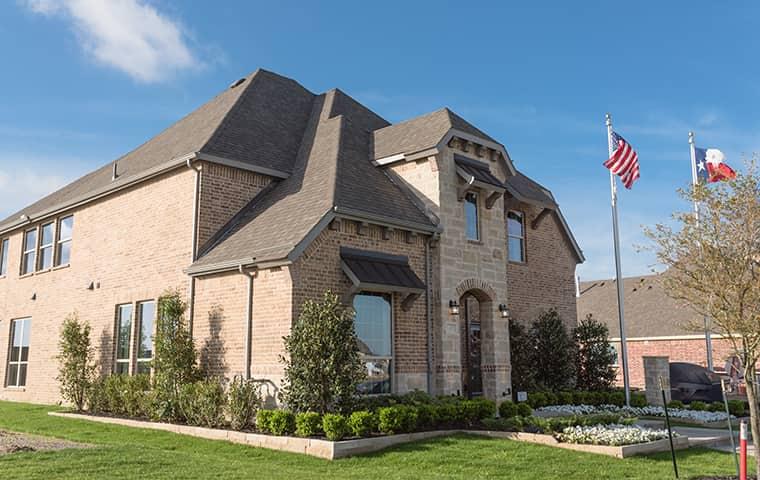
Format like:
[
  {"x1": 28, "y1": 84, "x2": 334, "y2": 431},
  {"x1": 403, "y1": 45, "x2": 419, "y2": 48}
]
[{"x1": 604, "y1": 131, "x2": 640, "y2": 189}]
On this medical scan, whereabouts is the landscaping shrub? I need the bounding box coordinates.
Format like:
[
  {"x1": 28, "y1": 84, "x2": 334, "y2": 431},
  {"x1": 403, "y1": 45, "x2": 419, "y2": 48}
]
[
  {"x1": 280, "y1": 292, "x2": 364, "y2": 414},
  {"x1": 516, "y1": 403, "x2": 533, "y2": 417},
  {"x1": 269, "y1": 410, "x2": 296, "y2": 436},
  {"x1": 295, "y1": 412, "x2": 323, "y2": 437},
  {"x1": 573, "y1": 314, "x2": 617, "y2": 391},
  {"x1": 414, "y1": 403, "x2": 438, "y2": 429},
  {"x1": 434, "y1": 402, "x2": 459, "y2": 424},
  {"x1": 227, "y1": 377, "x2": 261, "y2": 430},
  {"x1": 56, "y1": 313, "x2": 97, "y2": 412},
  {"x1": 256, "y1": 409, "x2": 276, "y2": 433},
  {"x1": 467, "y1": 398, "x2": 496, "y2": 420},
  {"x1": 348, "y1": 410, "x2": 377, "y2": 437},
  {"x1": 123, "y1": 374, "x2": 151, "y2": 418},
  {"x1": 482, "y1": 416, "x2": 524, "y2": 432},
  {"x1": 399, "y1": 390, "x2": 434, "y2": 406},
  {"x1": 152, "y1": 290, "x2": 199, "y2": 422},
  {"x1": 557, "y1": 391, "x2": 574, "y2": 405},
  {"x1": 86, "y1": 376, "x2": 107, "y2": 414},
  {"x1": 103, "y1": 374, "x2": 128, "y2": 415},
  {"x1": 499, "y1": 401, "x2": 518, "y2": 418},
  {"x1": 689, "y1": 401, "x2": 707, "y2": 411},
  {"x1": 667, "y1": 400, "x2": 685, "y2": 409},
  {"x1": 728, "y1": 400, "x2": 746, "y2": 417},
  {"x1": 322, "y1": 413, "x2": 350, "y2": 441},
  {"x1": 509, "y1": 318, "x2": 536, "y2": 394},
  {"x1": 531, "y1": 309, "x2": 576, "y2": 391},
  {"x1": 527, "y1": 392, "x2": 547, "y2": 408},
  {"x1": 571, "y1": 390, "x2": 588, "y2": 405},
  {"x1": 178, "y1": 378, "x2": 226, "y2": 428},
  {"x1": 608, "y1": 391, "x2": 626, "y2": 407},
  {"x1": 378, "y1": 405, "x2": 418, "y2": 434},
  {"x1": 707, "y1": 401, "x2": 724, "y2": 413},
  {"x1": 630, "y1": 392, "x2": 648, "y2": 408}
]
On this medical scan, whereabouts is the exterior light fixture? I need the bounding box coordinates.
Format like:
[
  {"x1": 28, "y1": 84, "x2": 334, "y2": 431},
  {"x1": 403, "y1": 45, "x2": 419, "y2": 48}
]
[
  {"x1": 448, "y1": 300, "x2": 460, "y2": 315},
  {"x1": 498, "y1": 304, "x2": 510, "y2": 319}
]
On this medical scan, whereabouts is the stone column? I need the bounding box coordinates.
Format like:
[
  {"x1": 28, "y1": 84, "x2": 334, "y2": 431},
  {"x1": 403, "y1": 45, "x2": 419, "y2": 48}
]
[{"x1": 643, "y1": 356, "x2": 670, "y2": 406}]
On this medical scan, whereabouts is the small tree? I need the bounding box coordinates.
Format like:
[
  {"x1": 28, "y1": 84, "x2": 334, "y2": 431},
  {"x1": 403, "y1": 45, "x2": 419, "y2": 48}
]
[
  {"x1": 152, "y1": 289, "x2": 199, "y2": 421},
  {"x1": 508, "y1": 318, "x2": 536, "y2": 394},
  {"x1": 573, "y1": 314, "x2": 617, "y2": 391},
  {"x1": 646, "y1": 166, "x2": 760, "y2": 474},
  {"x1": 56, "y1": 313, "x2": 96, "y2": 411},
  {"x1": 531, "y1": 309, "x2": 576, "y2": 391},
  {"x1": 280, "y1": 292, "x2": 364, "y2": 414}
]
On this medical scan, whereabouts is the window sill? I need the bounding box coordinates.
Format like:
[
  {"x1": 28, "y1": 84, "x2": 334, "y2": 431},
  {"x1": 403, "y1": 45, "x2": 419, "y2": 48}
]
[
  {"x1": 18, "y1": 272, "x2": 34, "y2": 279},
  {"x1": 0, "y1": 275, "x2": 5, "y2": 280},
  {"x1": 508, "y1": 260, "x2": 527, "y2": 266},
  {"x1": 4, "y1": 386, "x2": 26, "y2": 392},
  {"x1": 52, "y1": 263, "x2": 70, "y2": 271},
  {"x1": 466, "y1": 239, "x2": 483, "y2": 245}
]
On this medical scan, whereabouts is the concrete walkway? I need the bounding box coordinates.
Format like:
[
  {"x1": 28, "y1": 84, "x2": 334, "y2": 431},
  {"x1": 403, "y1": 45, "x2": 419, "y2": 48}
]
[{"x1": 636, "y1": 419, "x2": 750, "y2": 453}]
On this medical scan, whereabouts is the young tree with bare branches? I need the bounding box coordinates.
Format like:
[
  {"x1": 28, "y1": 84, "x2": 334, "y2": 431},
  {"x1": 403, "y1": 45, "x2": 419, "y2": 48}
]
[{"x1": 646, "y1": 165, "x2": 760, "y2": 473}]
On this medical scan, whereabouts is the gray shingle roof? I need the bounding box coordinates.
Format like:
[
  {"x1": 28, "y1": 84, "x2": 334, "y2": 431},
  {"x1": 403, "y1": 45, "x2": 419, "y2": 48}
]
[
  {"x1": 371, "y1": 107, "x2": 500, "y2": 160},
  {"x1": 505, "y1": 172, "x2": 558, "y2": 209},
  {"x1": 577, "y1": 273, "x2": 702, "y2": 338}
]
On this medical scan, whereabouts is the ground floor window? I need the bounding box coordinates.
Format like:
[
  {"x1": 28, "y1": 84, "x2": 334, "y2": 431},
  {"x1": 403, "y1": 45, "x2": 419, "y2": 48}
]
[
  {"x1": 353, "y1": 292, "x2": 392, "y2": 395},
  {"x1": 6, "y1": 318, "x2": 31, "y2": 387},
  {"x1": 136, "y1": 301, "x2": 156, "y2": 374},
  {"x1": 115, "y1": 300, "x2": 156, "y2": 375},
  {"x1": 115, "y1": 304, "x2": 133, "y2": 374}
]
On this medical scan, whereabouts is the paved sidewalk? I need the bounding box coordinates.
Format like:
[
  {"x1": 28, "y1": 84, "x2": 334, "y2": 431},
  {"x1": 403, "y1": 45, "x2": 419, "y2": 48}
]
[{"x1": 636, "y1": 419, "x2": 749, "y2": 452}]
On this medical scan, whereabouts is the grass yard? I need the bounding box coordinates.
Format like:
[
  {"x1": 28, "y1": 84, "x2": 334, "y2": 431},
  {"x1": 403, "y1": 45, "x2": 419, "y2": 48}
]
[{"x1": 0, "y1": 401, "x2": 747, "y2": 480}]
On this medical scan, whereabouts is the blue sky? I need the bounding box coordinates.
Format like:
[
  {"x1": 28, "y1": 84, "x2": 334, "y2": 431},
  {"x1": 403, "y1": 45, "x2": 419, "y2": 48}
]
[{"x1": 2, "y1": 1, "x2": 759, "y2": 280}]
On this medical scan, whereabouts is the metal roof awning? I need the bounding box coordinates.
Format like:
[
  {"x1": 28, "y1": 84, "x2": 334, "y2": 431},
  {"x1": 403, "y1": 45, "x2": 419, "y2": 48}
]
[
  {"x1": 340, "y1": 247, "x2": 425, "y2": 311},
  {"x1": 454, "y1": 155, "x2": 505, "y2": 209}
]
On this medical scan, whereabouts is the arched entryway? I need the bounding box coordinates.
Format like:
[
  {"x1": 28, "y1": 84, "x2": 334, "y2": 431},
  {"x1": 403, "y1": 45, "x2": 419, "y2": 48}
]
[{"x1": 456, "y1": 279, "x2": 496, "y2": 399}]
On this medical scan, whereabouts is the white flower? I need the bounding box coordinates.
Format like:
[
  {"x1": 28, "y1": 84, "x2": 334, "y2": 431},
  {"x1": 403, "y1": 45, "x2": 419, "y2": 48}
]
[
  {"x1": 556, "y1": 424, "x2": 674, "y2": 446},
  {"x1": 535, "y1": 404, "x2": 734, "y2": 423}
]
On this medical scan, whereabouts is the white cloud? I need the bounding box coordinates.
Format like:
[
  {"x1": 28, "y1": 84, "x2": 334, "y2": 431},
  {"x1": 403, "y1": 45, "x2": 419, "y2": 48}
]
[
  {"x1": 23, "y1": 0, "x2": 199, "y2": 83},
  {"x1": 0, "y1": 168, "x2": 70, "y2": 218}
]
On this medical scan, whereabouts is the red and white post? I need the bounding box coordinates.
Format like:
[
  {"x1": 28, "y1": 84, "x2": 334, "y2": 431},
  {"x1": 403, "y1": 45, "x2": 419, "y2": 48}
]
[{"x1": 740, "y1": 420, "x2": 748, "y2": 480}]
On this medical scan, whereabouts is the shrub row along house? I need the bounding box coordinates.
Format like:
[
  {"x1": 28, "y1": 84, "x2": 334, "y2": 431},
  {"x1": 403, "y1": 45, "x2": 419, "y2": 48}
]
[{"x1": 0, "y1": 69, "x2": 583, "y2": 405}]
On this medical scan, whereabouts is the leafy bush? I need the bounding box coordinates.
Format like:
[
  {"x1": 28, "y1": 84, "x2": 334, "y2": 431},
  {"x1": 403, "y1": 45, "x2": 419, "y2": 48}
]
[
  {"x1": 667, "y1": 400, "x2": 685, "y2": 409},
  {"x1": 573, "y1": 315, "x2": 617, "y2": 391},
  {"x1": 227, "y1": 377, "x2": 261, "y2": 431},
  {"x1": 689, "y1": 401, "x2": 707, "y2": 411},
  {"x1": 509, "y1": 318, "x2": 536, "y2": 394},
  {"x1": 531, "y1": 309, "x2": 576, "y2": 391},
  {"x1": 434, "y1": 402, "x2": 459, "y2": 424},
  {"x1": 557, "y1": 391, "x2": 574, "y2": 405},
  {"x1": 608, "y1": 391, "x2": 626, "y2": 407},
  {"x1": 152, "y1": 290, "x2": 199, "y2": 422},
  {"x1": 378, "y1": 405, "x2": 418, "y2": 434},
  {"x1": 516, "y1": 403, "x2": 533, "y2": 417},
  {"x1": 707, "y1": 401, "x2": 724, "y2": 413},
  {"x1": 256, "y1": 409, "x2": 276, "y2": 433},
  {"x1": 527, "y1": 392, "x2": 547, "y2": 408},
  {"x1": 56, "y1": 313, "x2": 97, "y2": 412},
  {"x1": 544, "y1": 391, "x2": 558, "y2": 407},
  {"x1": 178, "y1": 378, "x2": 226, "y2": 428},
  {"x1": 123, "y1": 374, "x2": 151, "y2": 418},
  {"x1": 103, "y1": 374, "x2": 128, "y2": 415},
  {"x1": 398, "y1": 390, "x2": 434, "y2": 405},
  {"x1": 322, "y1": 413, "x2": 350, "y2": 441},
  {"x1": 482, "y1": 416, "x2": 524, "y2": 432},
  {"x1": 269, "y1": 410, "x2": 296, "y2": 436},
  {"x1": 728, "y1": 400, "x2": 746, "y2": 417},
  {"x1": 295, "y1": 412, "x2": 322, "y2": 437},
  {"x1": 348, "y1": 410, "x2": 377, "y2": 437},
  {"x1": 630, "y1": 392, "x2": 648, "y2": 408},
  {"x1": 414, "y1": 404, "x2": 438, "y2": 429},
  {"x1": 86, "y1": 376, "x2": 107, "y2": 414},
  {"x1": 499, "y1": 401, "x2": 518, "y2": 418},
  {"x1": 462, "y1": 398, "x2": 496, "y2": 422},
  {"x1": 280, "y1": 292, "x2": 364, "y2": 414}
]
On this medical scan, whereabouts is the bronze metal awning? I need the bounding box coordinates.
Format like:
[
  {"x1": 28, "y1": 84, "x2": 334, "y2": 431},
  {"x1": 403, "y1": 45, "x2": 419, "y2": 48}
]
[
  {"x1": 454, "y1": 155, "x2": 505, "y2": 208},
  {"x1": 340, "y1": 247, "x2": 425, "y2": 311}
]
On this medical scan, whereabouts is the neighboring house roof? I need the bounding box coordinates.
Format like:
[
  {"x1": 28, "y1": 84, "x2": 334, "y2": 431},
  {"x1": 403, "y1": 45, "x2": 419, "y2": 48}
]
[{"x1": 577, "y1": 273, "x2": 701, "y2": 338}]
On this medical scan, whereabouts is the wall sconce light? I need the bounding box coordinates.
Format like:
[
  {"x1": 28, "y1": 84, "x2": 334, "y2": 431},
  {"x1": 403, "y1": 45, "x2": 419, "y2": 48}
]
[
  {"x1": 448, "y1": 300, "x2": 460, "y2": 315},
  {"x1": 498, "y1": 304, "x2": 510, "y2": 319}
]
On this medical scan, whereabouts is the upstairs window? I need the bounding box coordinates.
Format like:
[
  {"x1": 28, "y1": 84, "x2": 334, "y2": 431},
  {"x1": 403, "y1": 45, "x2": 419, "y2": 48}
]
[
  {"x1": 0, "y1": 238, "x2": 8, "y2": 276},
  {"x1": 56, "y1": 215, "x2": 73, "y2": 266},
  {"x1": 38, "y1": 222, "x2": 55, "y2": 271},
  {"x1": 21, "y1": 229, "x2": 37, "y2": 275},
  {"x1": 507, "y1": 211, "x2": 525, "y2": 262},
  {"x1": 354, "y1": 292, "x2": 392, "y2": 395},
  {"x1": 464, "y1": 192, "x2": 479, "y2": 241},
  {"x1": 136, "y1": 301, "x2": 156, "y2": 374},
  {"x1": 115, "y1": 304, "x2": 133, "y2": 374},
  {"x1": 6, "y1": 318, "x2": 31, "y2": 388}
]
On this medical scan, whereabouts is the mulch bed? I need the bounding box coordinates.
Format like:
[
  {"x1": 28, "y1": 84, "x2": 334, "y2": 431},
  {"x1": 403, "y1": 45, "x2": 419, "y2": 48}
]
[{"x1": 0, "y1": 429, "x2": 89, "y2": 455}]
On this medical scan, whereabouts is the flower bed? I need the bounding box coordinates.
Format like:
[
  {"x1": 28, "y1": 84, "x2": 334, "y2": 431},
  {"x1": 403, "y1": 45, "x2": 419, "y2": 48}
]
[
  {"x1": 535, "y1": 404, "x2": 735, "y2": 425},
  {"x1": 555, "y1": 424, "x2": 673, "y2": 446}
]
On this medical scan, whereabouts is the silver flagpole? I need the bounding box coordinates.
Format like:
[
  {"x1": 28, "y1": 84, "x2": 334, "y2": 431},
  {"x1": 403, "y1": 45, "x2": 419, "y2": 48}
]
[
  {"x1": 689, "y1": 132, "x2": 714, "y2": 371},
  {"x1": 607, "y1": 113, "x2": 631, "y2": 407}
]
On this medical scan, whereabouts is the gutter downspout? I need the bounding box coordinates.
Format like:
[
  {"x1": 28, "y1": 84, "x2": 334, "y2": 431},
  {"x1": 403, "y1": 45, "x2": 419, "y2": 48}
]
[
  {"x1": 425, "y1": 235, "x2": 435, "y2": 395},
  {"x1": 239, "y1": 265, "x2": 256, "y2": 380},
  {"x1": 187, "y1": 157, "x2": 202, "y2": 335}
]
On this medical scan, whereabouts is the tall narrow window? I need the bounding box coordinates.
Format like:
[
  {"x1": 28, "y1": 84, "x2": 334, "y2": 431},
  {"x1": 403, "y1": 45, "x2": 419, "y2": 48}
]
[
  {"x1": 353, "y1": 292, "x2": 392, "y2": 395},
  {"x1": 6, "y1": 318, "x2": 31, "y2": 387},
  {"x1": 464, "y1": 192, "x2": 479, "y2": 241},
  {"x1": 0, "y1": 238, "x2": 8, "y2": 276},
  {"x1": 507, "y1": 211, "x2": 525, "y2": 262},
  {"x1": 21, "y1": 229, "x2": 37, "y2": 275},
  {"x1": 136, "y1": 301, "x2": 156, "y2": 374},
  {"x1": 115, "y1": 304, "x2": 133, "y2": 374},
  {"x1": 38, "y1": 222, "x2": 55, "y2": 270},
  {"x1": 56, "y1": 215, "x2": 73, "y2": 267}
]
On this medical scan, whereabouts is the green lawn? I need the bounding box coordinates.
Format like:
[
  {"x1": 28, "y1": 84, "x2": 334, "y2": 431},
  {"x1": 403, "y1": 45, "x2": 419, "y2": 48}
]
[{"x1": 0, "y1": 401, "x2": 745, "y2": 479}]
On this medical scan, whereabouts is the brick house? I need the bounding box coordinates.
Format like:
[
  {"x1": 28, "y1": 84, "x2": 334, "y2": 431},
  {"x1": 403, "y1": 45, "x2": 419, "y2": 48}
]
[
  {"x1": 0, "y1": 69, "x2": 583, "y2": 405},
  {"x1": 577, "y1": 274, "x2": 739, "y2": 388}
]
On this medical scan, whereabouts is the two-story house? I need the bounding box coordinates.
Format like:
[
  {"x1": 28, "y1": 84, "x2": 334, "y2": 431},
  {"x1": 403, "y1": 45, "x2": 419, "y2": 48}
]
[{"x1": 0, "y1": 69, "x2": 583, "y2": 405}]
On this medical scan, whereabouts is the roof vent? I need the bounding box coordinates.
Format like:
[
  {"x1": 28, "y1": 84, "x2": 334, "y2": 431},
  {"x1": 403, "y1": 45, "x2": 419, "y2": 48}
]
[
  {"x1": 112, "y1": 161, "x2": 119, "y2": 181},
  {"x1": 229, "y1": 78, "x2": 246, "y2": 89}
]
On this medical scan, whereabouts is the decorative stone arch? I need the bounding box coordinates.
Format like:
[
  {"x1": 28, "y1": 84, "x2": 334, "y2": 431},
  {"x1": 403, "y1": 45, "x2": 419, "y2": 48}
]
[{"x1": 455, "y1": 278, "x2": 497, "y2": 302}]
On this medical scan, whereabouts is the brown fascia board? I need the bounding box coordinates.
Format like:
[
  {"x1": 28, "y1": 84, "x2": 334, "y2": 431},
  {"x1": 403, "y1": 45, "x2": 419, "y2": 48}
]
[{"x1": 0, "y1": 152, "x2": 290, "y2": 236}]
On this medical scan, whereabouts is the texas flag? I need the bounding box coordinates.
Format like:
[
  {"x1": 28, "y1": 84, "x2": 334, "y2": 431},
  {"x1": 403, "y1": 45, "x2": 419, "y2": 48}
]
[{"x1": 694, "y1": 147, "x2": 737, "y2": 183}]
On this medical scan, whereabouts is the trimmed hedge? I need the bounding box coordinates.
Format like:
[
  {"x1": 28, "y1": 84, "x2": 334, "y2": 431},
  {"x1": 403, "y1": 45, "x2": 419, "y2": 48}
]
[
  {"x1": 348, "y1": 410, "x2": 377, "y2": 437},
  {"x1": 322, "y1": 413, "x2": 350, "y2": 441},
  {"x1": 295, "y1": 412, "x2": 322, "y2": 437}
]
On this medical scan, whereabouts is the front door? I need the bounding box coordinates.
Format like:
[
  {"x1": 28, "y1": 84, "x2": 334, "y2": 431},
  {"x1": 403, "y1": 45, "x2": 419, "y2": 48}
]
[{"x1": 464, "y1": 298, "x2": 483, "y2": 398}]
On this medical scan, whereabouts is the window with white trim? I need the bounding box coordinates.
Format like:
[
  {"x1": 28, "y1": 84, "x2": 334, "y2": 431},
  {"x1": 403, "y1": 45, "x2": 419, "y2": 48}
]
[
  {"x1": 38, "y1": 222, "x2": 55, "y2": 271},
  {"x1": 0, "y1": 238, "x2": 8, "y2": 277},
  {"x1": 6, "y1": 318, "x2": 31, "y2": 387},
  {"x1": 21, "y1": 229, "x2": 37, "y2": 275},
  {"x1": 115, "y1": 304, "x2": 133, "y2": 374},
  {"x1": 507, "y1": 211, "x2": 526, "y2": 262},
  {"x1": 464, "y1": 192, "x2": 479, "y2": 241},
  {"x1": 55, "y1": 215, "x2": 73, "y2": 267},
  {"x1": 136, "y1": 301, "x2": 156, "y2": 374},
  {"x1": 353, "y1": 292, "x2": 392, "y2": 395}
]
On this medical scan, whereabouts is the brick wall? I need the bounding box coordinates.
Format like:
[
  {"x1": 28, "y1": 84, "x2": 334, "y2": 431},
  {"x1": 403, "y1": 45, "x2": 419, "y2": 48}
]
[
  {"x1": 292, "y1": 219, "x2": 430, "y2": 394},
  {"x1": 0, "y1": 167, "x2": 196, "y2": 404},
  {"x1": 504, "y1": 200, "x2": 579, "y2": 329}
]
